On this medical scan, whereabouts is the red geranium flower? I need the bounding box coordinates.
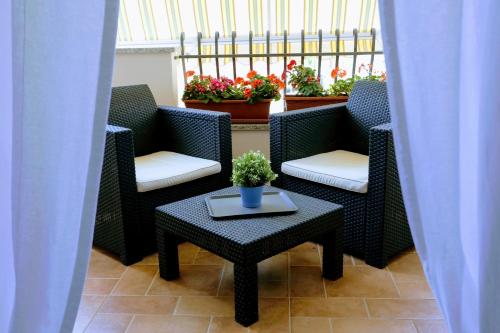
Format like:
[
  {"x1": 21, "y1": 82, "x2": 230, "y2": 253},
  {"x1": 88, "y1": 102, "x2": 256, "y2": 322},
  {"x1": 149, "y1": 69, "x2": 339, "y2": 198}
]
[
  {"x1": 331, "y1": 67, "x2": 339, "y2": 78},
  {"x1": 287, "y1": 59, "x2": 297, "y2": 70},
  {"x1": 244, "y1": 88, "x2": 252, "y2": 99},
  {"x1": 185, "y1": 70, "x2": 195, "y2": 78},
  {"x1": 247, "y1": 70, "x2": 257, "y2": 79},
  {"x1": 235, "y1": 77, "x2": 244, "y2": 85},
  {"x1": 281, "y1": 71, "x2": 287, "y2": 80},
  {"x1": 251, "y1": 79, "x2": 263, "y2": 88}
]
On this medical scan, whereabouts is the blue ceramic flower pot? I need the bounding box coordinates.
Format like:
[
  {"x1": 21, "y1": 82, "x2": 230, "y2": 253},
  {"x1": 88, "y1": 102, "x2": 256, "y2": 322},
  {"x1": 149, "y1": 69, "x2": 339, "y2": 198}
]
[{"x1": 239, "y1": 186, "x2": 264, "y2": 208}]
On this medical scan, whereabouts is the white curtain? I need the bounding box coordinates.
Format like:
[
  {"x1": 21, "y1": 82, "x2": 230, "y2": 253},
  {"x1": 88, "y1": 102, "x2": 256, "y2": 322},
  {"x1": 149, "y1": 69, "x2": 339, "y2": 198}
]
[
  {"x1": 0, "y1": 1, "x2": 119, "y2": 332},
  {"x1": 379, "y1": 1, "x2": 500, "y2": 332}
]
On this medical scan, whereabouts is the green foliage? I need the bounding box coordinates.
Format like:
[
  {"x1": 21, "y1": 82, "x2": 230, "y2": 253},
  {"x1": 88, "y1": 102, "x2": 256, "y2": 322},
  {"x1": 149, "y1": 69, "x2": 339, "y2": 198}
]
[
  {"x1": 287, "y1": 64, "x2": 325, "y2": 97},
  {"x1": 328, "y1": 73, "x2": 386, "y2": 96},
  {"x1": 230, "y1": 151, "x2": 277, "y2": 187},
  {"x1": 328, "y1": 77, "x2": 356, "y2": 96}
]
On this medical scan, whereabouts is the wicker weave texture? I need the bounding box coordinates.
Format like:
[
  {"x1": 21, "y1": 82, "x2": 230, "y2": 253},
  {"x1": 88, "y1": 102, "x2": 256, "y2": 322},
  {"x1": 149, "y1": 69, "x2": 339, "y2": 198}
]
[
  {"x1": 108, "y1": 85, "x2": 159, "y2": 157},
  {"x1": 94, "y1": 85, "x2": 232, "y2": 265},
  {"x1": 345, "y1": 80, "x2": 391, "y2": 155},
  {"x1": 155, "y1": 186, "x2": 343, "y2": 265},
  {"x1": 365, "y1": 124, "x2": 412, "y2": 267},
  {"x1": 270, "y1": 81, "x2": 413, "y2": 267}
]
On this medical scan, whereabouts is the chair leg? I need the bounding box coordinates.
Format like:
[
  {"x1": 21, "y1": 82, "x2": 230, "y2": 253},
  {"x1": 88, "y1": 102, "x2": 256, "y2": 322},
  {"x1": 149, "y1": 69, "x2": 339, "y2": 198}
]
[
  {"x1": 119, "y1": 253, "x2": 143, "y2": 266},
  {"x1": 365, "y1": 252, "x2": 388, "y2": 269}
]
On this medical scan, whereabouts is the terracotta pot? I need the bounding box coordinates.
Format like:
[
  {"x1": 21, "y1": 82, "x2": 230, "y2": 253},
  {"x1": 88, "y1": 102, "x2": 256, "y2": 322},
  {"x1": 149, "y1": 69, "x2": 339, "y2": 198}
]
[
  {"x1": 284, "y1": 95, "x2": 348, "y2": 111},
  {"x1": 183, "y1": 99, "x2": 271, "y2": 124}
]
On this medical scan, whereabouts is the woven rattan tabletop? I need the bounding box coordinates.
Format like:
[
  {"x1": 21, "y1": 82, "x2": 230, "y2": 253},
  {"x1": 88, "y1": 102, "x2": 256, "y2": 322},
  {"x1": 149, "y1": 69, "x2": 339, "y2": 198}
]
[{"x1": 155, "y1": 186, "x2": 342, "y2": 246}]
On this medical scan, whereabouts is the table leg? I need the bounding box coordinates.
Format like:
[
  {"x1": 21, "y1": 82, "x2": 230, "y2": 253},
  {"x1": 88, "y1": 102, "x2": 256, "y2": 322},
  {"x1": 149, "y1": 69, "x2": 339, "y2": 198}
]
[
  {"x1": 322, "y1": 225, "x2": 344, "y2": 280},
  {"x1": 157, "y1": 228, "x2": 180, "y2": 280},
  {"x1": 234, "y1": 263, "x2": 258, "y2": 326}
]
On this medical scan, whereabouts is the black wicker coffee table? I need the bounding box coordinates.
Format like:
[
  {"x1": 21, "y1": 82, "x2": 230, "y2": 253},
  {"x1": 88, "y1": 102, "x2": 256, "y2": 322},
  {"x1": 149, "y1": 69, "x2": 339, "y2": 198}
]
[{"x1": 155, "y1": 186, "x2": 343, "y2": 326}]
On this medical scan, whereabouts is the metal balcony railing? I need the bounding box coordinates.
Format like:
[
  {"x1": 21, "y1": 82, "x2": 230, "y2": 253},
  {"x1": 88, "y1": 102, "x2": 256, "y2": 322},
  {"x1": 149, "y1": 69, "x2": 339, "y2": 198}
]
[{"x1": 176, "y1": 28, "x2": 384, "y2": 91}]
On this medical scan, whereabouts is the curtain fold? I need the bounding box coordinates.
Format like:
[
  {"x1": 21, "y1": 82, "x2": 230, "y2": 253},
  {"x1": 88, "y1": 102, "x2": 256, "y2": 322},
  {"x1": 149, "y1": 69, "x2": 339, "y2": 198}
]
[
  {"x1": 0, "y1": 0, "x2": 16, "y2": 331},
  {"x1": 379, "y1": 1, "x2": 500, "y2": 332},
  {"x1": 1, "y1": 1, "x2": 120, "y2": 332}
]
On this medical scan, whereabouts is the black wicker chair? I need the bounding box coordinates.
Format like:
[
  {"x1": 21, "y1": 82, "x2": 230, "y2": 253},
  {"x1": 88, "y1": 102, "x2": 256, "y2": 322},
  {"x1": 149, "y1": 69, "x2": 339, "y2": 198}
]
[
  {"x1": 94, "y1": 85, "x2": 232, "y2": 265},
  {"x1": 270, "y1": 80, "x2": 412, "y2": 268}
]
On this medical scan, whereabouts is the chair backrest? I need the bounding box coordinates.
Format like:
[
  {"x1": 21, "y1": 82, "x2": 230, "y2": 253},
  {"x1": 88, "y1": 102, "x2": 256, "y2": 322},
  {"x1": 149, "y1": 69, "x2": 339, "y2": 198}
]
[
  {"x1": 345, "y1": 80, "x2": 390, "y2": 154},
  {"x1": 109, "y1": 84, "x2": 158, "y2": 156}
]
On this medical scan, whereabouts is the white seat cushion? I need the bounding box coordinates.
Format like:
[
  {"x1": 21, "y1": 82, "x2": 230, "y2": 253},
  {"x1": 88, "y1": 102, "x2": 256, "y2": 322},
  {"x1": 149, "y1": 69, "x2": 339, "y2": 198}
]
[
  {"x1": 281, "y1": 150, "x2": 369, "y2": 193},
  {"x1": 135, "y1": 151, "x2": 221, "y2": 192}
]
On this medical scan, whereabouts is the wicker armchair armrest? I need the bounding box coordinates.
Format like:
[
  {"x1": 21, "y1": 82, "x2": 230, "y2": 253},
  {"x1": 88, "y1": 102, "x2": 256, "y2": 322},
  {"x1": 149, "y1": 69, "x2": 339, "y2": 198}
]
[
  {"x1": 104, "y1": 125, "x2": 137, "y2": 188},
  {"x1": 95, "y1": 125, "x2": 141, "y2": 264},
  {"x1": 366, "y1": 122, "x2": 411, "y2": 267},
  {"x1": 269, "y1": 104, "x2": 347, "y2": 185},
  {"x1": 157, "y1": 106, "x2": 232, "y2": 186}
]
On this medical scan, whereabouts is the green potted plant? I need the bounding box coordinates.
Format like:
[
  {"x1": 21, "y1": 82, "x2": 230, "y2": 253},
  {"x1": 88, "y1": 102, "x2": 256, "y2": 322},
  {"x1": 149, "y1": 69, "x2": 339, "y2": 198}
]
[
  {"x1": 328, "y1": 64, "x2": 386, "y2": 96},
  {"x1": 230, "y1": 151, "x2": 277, "y2": 208},
  {"x1": 283, "y1": 60, "x2": 349, "y2": 111},
  {"x1": 182, "y1": 70, "x2": 284, "y2": 123}
]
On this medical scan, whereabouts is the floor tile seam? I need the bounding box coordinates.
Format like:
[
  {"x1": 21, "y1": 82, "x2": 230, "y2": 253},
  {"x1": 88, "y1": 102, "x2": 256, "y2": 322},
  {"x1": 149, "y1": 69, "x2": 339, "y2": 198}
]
[
  {"x1": 144, "y1": 269, "x2": 159, "y2": 296},
  {"x1": 82, "y1": 295, "x2": 108, "y2": 332},
  {"x1": 409, "y1": 319, "x2": 419, "y2": 333},
  {"x1": 364, "y1": 315, "x2": 443, "y2": 320},
  {"x1": 123, "y1": 314, "x2": 135, "y2": 333},
  {"x1": 363, "y1": 298, "x2": 371, "y2": 318},
  {"x1": 172, "y1": 296, "x2": 182, "y2": 315},
  {"x1": 205, "y1": 315, "x2": 213, "y2": 333},
  {"x1": 387, "y1": 267, "x2": 402, "y2": 298},
  {"x1": 215, "y1": 261, "x2": 227, "y2": 296}
]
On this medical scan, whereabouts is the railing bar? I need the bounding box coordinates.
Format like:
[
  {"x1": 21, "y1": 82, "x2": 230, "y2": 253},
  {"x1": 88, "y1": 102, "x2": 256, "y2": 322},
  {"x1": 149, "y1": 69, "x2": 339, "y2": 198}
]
[
  {"x1": 180, "y1": 32, "x2": 187, "y2": 84},
  {"x1": 249, "y1": 30, "x2": 253, "y2": 71},
  {"x1": 214, "y1": 31, "x2": 220, "y2": 79},
  {"x1": 352, "y1": 29, "x2": 358, "y2": 79},
  {"x1": 334, "y1": 29, "x2": 340, "y2": 83},
  {"x1": 231, "y1": 31, "x2": 237, "y2": 80},
  {"x1": 318, "y1": 29, "x2": 322, "y2": 83},
  {"x1": 283, "y1": 29, "x2": 288, "y2": 94},
  {"x1": 300, "y1": 29, "x2": 305, "y2": 65},
  {"x1": 369, "y1": 28, "x2": 376, "y2": 76},
  {"x1": 266, "y1": 30, "x2": 270, "y2": 75},
  {"x1": 176, "y1": 51, "x2": 383, "y2": 59},
  {"x1": 197, "y1": 32, "x2": 203, "y2": 76}
]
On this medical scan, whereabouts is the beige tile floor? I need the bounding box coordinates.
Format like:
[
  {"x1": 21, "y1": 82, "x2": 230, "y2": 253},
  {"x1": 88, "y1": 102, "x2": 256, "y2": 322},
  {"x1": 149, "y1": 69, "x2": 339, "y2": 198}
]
[{"x1": 75, "y1": 243, "x2": 448, "y2": 333}]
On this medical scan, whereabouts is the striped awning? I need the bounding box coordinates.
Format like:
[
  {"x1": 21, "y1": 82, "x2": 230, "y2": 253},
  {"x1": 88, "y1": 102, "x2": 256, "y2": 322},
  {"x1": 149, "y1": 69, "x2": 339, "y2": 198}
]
[{"x1": 117, "y1": 0, "x2": 380, "y2": 51}]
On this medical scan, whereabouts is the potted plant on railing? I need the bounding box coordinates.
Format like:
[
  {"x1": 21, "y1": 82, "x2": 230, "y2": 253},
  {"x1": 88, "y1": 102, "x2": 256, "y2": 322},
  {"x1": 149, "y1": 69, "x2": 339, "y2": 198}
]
[
  {"x1": 284, "y1": 61, "x2": 387, "y2": 111},
  {"x1": 182, "y1": 70, "x2": 284, "y2": 123},
  {"x1": 230, "y1": 150, "x2": 277, "y2": 208},
  {"x1": 283, "y1": 60, "x2": 349, "y2": 111},
  {"x1": 327, "y1": 64, "x2": 386, "y2": 97}
]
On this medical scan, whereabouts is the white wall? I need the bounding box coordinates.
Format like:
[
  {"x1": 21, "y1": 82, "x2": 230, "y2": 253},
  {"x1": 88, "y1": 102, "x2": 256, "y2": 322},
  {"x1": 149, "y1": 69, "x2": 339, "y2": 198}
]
[
  {"x1": 232, "y1": 128, "x2": 270, "y2": 159},
  {"x1": 113, "y1": 47, "x2": 178, "y2": 106},
  {"x1": 112, "y1": 47, "x2": 270, "y2": 159}
]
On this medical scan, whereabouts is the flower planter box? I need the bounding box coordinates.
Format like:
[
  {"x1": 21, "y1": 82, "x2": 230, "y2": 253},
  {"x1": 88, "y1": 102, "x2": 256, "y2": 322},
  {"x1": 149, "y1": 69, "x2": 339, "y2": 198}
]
[
  {"x1": 284, "y1": 95, "x2": 348, "y2": 111},
  {"x1": 183, "y1": 99, "x2": 272, "y2": 124}
]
